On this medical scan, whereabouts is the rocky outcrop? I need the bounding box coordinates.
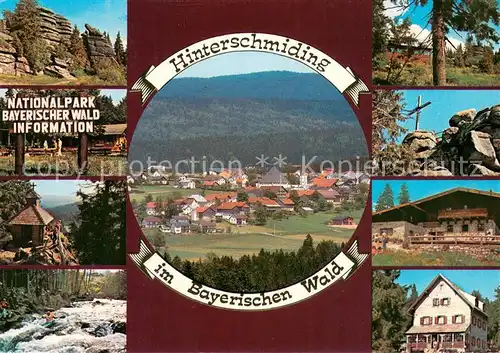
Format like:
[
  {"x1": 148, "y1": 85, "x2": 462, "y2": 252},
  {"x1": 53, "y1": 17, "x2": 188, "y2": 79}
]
[
  {"x1": 0, "y1": 7, "x2": 117, "y2": 79},
  {"x1": 39, "y1": 7, "x2": 73, "y2": 50},
  {"x1": 403, "y1": 104, "x2": 500, "y2": 176},
  {"x1": 83, "y1": 24, "x2": 116, "y2": 66}
]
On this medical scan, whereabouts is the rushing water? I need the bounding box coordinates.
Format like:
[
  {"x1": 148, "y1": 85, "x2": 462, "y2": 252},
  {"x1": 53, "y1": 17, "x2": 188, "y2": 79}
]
[{"x1": 0, "y1": 299, "x2": 126, "y2": 353}]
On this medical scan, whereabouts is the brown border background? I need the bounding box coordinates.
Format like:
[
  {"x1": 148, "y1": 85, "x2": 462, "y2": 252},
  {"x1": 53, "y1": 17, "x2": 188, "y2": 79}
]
[{"x1": 126, "y1": 0, "x2": 372, "y2": 351}]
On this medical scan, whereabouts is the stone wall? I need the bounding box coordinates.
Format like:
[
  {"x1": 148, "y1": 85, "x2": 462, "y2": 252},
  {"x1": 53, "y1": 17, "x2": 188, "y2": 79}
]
[
  {"x1": 372, "y1": 221, "x2": 424, "y2": 242},
  {"x1": 402, "y1": 105, "x2": 500, "y2": 176}
]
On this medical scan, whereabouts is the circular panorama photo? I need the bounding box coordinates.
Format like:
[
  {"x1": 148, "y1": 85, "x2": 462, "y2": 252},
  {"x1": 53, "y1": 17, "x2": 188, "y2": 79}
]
[{"x1": 128, "y1": 51, "x2": 369, "y2": 293}]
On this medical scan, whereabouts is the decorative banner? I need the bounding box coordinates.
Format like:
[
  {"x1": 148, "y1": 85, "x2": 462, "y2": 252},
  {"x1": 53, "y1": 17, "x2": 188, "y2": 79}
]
[
  {"x1": 131, "y1": 33, "x2": 369, "y2": 106},
  {"x1": 130, "y1": 239, "x2": 368, "y2": 311}
]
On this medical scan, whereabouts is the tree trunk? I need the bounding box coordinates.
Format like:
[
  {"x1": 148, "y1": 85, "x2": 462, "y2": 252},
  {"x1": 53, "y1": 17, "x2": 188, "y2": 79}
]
[{"x1": 432, "y1": 0, "x2": 446, "y2": 85}]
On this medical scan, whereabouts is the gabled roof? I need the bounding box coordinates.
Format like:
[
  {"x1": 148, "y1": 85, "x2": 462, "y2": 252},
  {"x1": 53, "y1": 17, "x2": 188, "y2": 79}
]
[
  {"x1": 374, "y1": 187, "x2": 500, "y2": 216},
  {"x1": 217, "y1": 202, "x2": 248, "y2": 210},
  {"x1": 8, "y1": 205, "x2": 54, "y2": 226},
  {"x1": 408, "y1": 274, "x2": 487, "y2": 317},
  {"x1": 259, "y1": 166, "x2": 287, "y2": 184},
  {"x1": 103, "y1": 124, "x2": 127, "y2": 135}
]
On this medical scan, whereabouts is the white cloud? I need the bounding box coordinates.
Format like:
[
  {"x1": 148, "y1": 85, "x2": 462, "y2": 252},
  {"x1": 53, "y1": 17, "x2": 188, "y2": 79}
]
[
  {"x1": 409, "y1": 24, "x2": 463, "y2": 51},
  {"x1": 383, "y1": 0, "x2": 408, "y2": 18}
]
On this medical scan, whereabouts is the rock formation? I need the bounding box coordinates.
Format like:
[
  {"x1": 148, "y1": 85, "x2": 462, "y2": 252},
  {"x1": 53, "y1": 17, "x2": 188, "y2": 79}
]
[
  {"x1": 402, "y1": 104, "x2": 500, "y2": 176},
  {"x1": 0, "y1": 7, "x2": 118, "y2": 79},
  {"x1": 83, "y1": 24, "x2": 117, "y2": 66}
]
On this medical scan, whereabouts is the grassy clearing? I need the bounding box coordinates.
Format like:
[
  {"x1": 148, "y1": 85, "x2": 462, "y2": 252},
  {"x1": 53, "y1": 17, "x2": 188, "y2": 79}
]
[
  {"x1": 0, "y1": 153, "x2": 127, "y2": 176},
  {"x1": 0, "y1": 73, "x2": 125, "y2": 86},
  {"x1": 372, "y1": 250, "x2": 500, "y2": 266},
  {"x1": 373, "y1": 65, "x2": 500, "y2": 86}
]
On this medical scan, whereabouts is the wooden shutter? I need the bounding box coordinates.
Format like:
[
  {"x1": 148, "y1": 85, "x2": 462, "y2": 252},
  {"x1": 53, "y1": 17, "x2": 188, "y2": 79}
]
[
  {"x1": 443, "y1": 316, "x2": 447, "y2": 324},
  {"x1": 420, "y1": 317, "x2": 425, "y2": 325},
  {"x1": 452, "y1": 315, "x2": 456, "y2": 324},
  {"x1": 435, "y1": 316, "x2": 439, "y2": 324}
]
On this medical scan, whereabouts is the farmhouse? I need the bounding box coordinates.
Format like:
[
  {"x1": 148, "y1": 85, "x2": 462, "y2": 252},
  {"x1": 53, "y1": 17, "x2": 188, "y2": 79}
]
[
  {"x1": 405, "y1": 274, "x2": 488, "y2": 353},
  {"x1": 142, "y1": 216, "x2": 162, "y2": 228},
  {"x1": 7, "y1": 190, "x2": 55, "y2": 247},
  {"x1": 329, "y1": 215, "x2": 354, "y2": 226},
  {"x1": 372, "y1": 188, "x2": 500, "y2": 243}
]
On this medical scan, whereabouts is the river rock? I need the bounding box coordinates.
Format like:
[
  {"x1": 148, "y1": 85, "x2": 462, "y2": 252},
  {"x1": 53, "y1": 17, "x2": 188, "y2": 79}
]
[
  {"x1": 449, "y1": 108, "x2": 475, "y2": 127},
  {"x1": 489, "y1": 105, "x2": 500, "y2": 126},
  {"x1": 92, "y1": 324, "x2": 110, "y2": 337},
  {"x1": 112, "y1": 321, "x2": 126, "y2": 334},
  {"x1": 81, "y1": 322, "x2": 91, "y2": 329}
]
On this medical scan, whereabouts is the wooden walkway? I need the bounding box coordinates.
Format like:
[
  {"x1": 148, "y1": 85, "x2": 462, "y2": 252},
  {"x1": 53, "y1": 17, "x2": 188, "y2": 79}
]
[{"x1": 409, "y1": 235, "x2": 500, "y2": 246}]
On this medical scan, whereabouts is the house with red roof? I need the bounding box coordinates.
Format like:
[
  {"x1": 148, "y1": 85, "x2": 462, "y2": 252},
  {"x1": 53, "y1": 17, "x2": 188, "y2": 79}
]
[{"x1": 197, "y1": 206, "x2": 217, "y2": 221}]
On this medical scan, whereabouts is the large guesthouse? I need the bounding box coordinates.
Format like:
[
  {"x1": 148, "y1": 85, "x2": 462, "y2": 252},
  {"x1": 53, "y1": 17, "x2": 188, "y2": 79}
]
[
  {"x1": 406, "y1": 274, "x2": 488, "y2": 353},
  {"x1": 372, "y1": 188, "x2": 500, "y2": 243}
]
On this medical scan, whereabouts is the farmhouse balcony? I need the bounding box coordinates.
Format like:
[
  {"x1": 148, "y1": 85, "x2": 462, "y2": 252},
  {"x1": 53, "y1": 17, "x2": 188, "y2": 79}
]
[{"x1": 437, "y1": 208, "x2": 488, "y2": 220}]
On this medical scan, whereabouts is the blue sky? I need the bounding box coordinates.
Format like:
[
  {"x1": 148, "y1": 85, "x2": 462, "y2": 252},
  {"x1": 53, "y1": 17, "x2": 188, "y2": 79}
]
[
  {"x1": 384, "y1": 0, "x2": 500, "y2": 50},
  {"x1": 396, "y1": 90, "x2": 500, "y2": 142},
  {"x1": 0, "y1": 0, "x2": 127, "y2": 44},
  {"x1": 372, "y1": 180, "x2": 500, "y2": 207},
  {"x1": 0, "y1": 89, "x2": 125, "y2": 104},
  {"x1": 396, "y1": 270, "x2": 499, "y2": 300},
  {"x1": 177, "y1": 52, "x2": 314, "y2": 78}
]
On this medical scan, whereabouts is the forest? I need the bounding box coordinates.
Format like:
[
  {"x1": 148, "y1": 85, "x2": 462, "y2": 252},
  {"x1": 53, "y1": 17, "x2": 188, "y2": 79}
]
[
  {"x1": 0, "y1": 180, "x2": 126, "y2": 265},
  {"x1": 164, "y1": 235, "x2": 344, "y2": 292},
  {"x1": 0, "y1": 269, "x2": 126, "y2": 332},
  {"x1": 131, "y1": 98, "x2": 366, "y2": 167},
  {"x1": 372, "y1": 270, "x2": 500, "y2": 353}
]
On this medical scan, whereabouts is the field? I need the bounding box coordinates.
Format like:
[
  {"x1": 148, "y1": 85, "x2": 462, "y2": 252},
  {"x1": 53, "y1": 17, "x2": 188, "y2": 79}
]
[
  {"x1": 373, "y1": 65, "x2": 500, "y2": 86},
  {"x1": 143, "y1": 209, "x2": 363, "y2": 261},
  {"x1": 372, "y1": 249, "x2": 500, "y2": 266},
  {"x1": 0, "y1": 73, "x2": 125, "y2": 86},
  {"x1": 0, "y1": 153, "x2": 127, "y2": 176}
]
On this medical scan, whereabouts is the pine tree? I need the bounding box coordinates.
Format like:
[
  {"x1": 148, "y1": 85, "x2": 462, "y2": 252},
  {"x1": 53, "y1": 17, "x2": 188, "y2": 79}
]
[
  {"x1": 71, "y1": 181, "x2": 126, "y2": 265},
  {"x1": 479, "y1": 46, "x2": 495, "y2": 74},
  {"x1": 454, "y1": 44, "x2": 465, "y2": 67},
  {"x1": 3, "y1": 0, "x2": 50, "y2": 72},
  {"x1": 68, "y1": 25, "x2": 89, "y2": 71},
  {"x1": 114, "y1": 31, "x2": 126, "y2": 66},
  {"x1": 398, "y1": 183, "x2": 410, "y2": 204},
  {"x1": 375, "y1": 183, "x2": 395, "y2": 212}
]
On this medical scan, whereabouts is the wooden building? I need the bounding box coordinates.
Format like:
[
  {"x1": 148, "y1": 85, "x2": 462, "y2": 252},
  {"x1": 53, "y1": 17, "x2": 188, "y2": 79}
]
[
  {"x1": 405, "y1": 274, "x2": 488, "y2": 353},
  {"x1": 329, "y1": 215, "x2": 354, "y2": 226},
  {"x1": 372, "y1": 188, "x2": 500, "y2": 243},
  {"x1": 7, "y1": 190, "x2": 55, "y2": 247}
]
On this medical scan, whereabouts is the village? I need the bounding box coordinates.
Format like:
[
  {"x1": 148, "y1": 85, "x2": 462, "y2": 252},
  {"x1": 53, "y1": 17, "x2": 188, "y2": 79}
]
[{"x1": 129, "y1": 165, "x2": 369, "y2": 257}]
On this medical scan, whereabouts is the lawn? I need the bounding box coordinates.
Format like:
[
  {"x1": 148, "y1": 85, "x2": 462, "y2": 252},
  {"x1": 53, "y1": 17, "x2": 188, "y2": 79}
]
[
  {"x1": 372, "y1": 250, "x2": 500, "y2": 267},
  {"x1": 0, "y1": 153, "x2": 127, "y2": 176},
  {"x1": 142, "y1": 208, "x2": 363, "y2": 261},
  {"x1": 0, "y1": 73, "x2": 126, "y2": 86}
]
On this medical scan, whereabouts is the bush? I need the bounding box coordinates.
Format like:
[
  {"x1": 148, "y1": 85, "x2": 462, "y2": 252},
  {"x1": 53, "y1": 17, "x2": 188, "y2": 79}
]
[{"x1": 94, "y1": 58, "x2": 126, "y2": 84}]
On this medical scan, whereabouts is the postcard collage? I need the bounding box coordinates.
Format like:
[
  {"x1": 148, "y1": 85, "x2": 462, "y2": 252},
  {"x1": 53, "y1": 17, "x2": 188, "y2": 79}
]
[{"x1": 0, "y1": 0, "x2": 499, "y2": 352}]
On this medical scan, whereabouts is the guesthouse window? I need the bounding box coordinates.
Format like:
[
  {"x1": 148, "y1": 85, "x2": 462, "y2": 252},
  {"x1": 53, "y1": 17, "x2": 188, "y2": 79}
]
[
  {"x1": 421, "y1": 316, "x2": 432, "y2": 325},
  {"x1": 472, "y1": 316, "x2": 476, "y2": 325},
  {"x1": 453, "y1": 315, "x2": 464, "y2": 324},
  {"x1": 462, "y1": 224, "x2": 469, "y2": 232},
  {"x1": 441, "y1": 298, "x2": 450, "y2": 306},
  {"x1": 447, "y1": 224, "x2": 454, "y2": 232},
  {"x1": 433, "y1": 298, "x2": 440, "y2": 306},
  {"x1": 436, "y1": 316, "x2": 446, "y2": 325}
]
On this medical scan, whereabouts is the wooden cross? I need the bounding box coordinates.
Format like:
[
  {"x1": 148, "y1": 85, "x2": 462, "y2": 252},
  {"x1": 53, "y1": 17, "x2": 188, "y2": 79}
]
[{"x1": 406, "y1": 95, "x2": 432, "y2": 130}]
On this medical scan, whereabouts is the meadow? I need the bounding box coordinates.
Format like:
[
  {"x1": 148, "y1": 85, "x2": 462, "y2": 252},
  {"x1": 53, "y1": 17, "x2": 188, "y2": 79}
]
[
  {"x1": 143, "y1": 209, "x2": 363, "y2": 261},
  {"x1": 372, "y1": 249, "x2": 500, "y2": 267}
]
